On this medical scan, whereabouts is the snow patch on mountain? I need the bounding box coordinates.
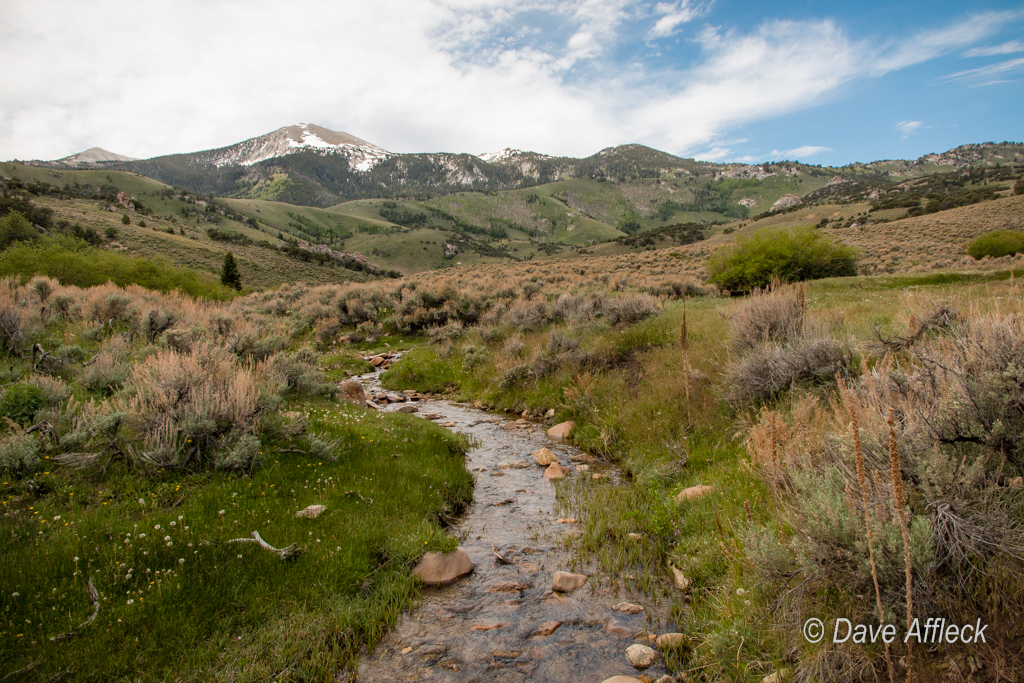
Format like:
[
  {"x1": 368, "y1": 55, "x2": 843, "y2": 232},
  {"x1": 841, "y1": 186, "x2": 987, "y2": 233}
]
[
  {"x1": 479, "y1": 148, "x2": 522, "y2": 163},
  {"x1": 478, "y1": 148, "x2": 552, "y2": 163},
  {"x1": 200, "y1": 123, "x2": 391, "y2": 171}
]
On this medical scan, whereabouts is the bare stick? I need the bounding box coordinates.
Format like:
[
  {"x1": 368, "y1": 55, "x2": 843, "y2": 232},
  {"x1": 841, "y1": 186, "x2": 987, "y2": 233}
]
[
  {"x1": 492, "y1": 545, "x2": 513, "y2": 565},
  {"x1": 852, "y1": 407, "x2": 896, "y2": 683},
  {"x1": 50, "y1": 575, "x2": 100, "y2": 642},
  {"x1": 228, "y1": 531, "x2": 303, "y2": 560},
  {"x1": 2, "y1": 656, "x2": 42, "y2": 680},
  {"x1": 888, "y1": 408, "x2": 914, "y2": 683}
]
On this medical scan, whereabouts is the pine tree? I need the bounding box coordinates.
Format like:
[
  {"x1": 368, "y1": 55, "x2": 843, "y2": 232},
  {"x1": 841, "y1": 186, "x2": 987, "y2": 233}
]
[
  {"x1": 220, "y1": 252, "x2": 242, "y2": 291},
  {"x1": 1014, "y1": 177, "x2": 1023, "y2": 195}
]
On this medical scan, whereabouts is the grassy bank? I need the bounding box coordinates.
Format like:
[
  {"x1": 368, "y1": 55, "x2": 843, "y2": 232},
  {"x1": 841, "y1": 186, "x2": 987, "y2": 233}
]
[
  {"x1": 379, "y1": 272, "x2": 1024, "y2": 682},
  {"x1": 0, "y1": 277, "x2": 473, "y2": 681}
]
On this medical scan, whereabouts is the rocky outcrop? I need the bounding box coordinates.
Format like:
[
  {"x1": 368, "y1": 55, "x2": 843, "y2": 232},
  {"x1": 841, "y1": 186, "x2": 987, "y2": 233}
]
[
  {"x1": 771, "y1": 194, "x2": 802, "y2": 211},
  {"x1": 296, "y1": 241, "x2": 384, "y2": 274}
]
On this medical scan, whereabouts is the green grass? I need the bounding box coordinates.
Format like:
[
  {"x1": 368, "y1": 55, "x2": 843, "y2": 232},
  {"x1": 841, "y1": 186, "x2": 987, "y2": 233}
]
[
  {"x1": 0, "y1": 400, "x2": 472, "y2": 681},
  {"x1": 0, "y1": 236, "x2": 236, "y2": 300},
  {"x1": 376, "y1": 272, "x2": 1022, "y2": 681}
]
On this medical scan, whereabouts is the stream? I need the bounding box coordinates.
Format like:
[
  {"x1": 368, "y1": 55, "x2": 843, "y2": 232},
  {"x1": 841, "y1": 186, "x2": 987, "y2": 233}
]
[{"x1": 352, "y1": 363, "x2": 674, "y2": 683}]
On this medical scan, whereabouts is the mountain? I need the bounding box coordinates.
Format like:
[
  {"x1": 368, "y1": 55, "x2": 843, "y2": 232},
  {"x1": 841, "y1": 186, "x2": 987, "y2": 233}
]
[
  {"x1": 55, "y1": 147, "x2": 138, "y2": 165},
  {"x1": 98, "y1": 124, "x2": 723, "y2": 207},
  {"x1": 20, "y1": 125, "x2": 1024, "y2": 222},
  {"x1": 188, "y1": 123, "x2": 391, "y2": 171}
]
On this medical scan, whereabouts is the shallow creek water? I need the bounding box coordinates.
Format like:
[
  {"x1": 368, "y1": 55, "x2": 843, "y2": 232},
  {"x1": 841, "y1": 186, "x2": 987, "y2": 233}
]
[{"x1": 353, "y1": 367, "x2": 673, "y2": 682}]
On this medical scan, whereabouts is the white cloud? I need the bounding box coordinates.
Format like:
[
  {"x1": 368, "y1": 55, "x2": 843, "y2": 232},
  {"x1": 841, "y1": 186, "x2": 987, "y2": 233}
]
[
  {"x1": 648, "y1": 1, "x2": 706, "y2": 38},
  {"x1": 896, "y1": 120, "x2": 924, "y2": 138},
  {"x1": 872, "y1": 10, "x2": 1022, "y2": 73},
  {"x1": 769, "y1": 145, "x2": 832, "y2": 159},
  {"x1": 0, "y1": 1, "x2": 1017, "y2": 162},
  {"x1": 939, "y1": 56, "x2": 1024, "y2": 84},
  {"x1": 964, "y1": 40, "x2": 1024, "y2": 57}
]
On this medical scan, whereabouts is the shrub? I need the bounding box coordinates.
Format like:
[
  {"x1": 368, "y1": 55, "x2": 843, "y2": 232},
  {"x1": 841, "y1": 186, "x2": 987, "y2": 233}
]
[
  {"x1": 0, "y1": 384, "x2": 49, "y2": 426},
  {"x1": 141, "y1": 308, "x2": 177, "y2": 344},
  {"x1": 0, "y1": 211, "x2": 38, "y2": 250},
  {"x1": 551, "y1": 293, "x2": 601, "y2": 325},
  {"x1": 91, "y1": 293, "x2": 135, "y2": 326},
  {"x1": 745, "y1": 300, "x2": 1024, "y2": 677},
  {"x1": 724, "y1": 335, "x2": 856, "y2": 404},
  {"x1": 427, "y1": 320, "x2": 465, "y2": 345},
  {"x1": 0, "y1": 432, "x2": 39, "y2": 474},
  {"x1": 53, "y1": 345, "x2": 87, "y2": 363},
  {"x1": 498, "y1": 363, "x2": 532, "y2": 388},
  {"x1": 231, "y1": 331, "x2": 287, "y2": 361},
  {"x1": 314, "y1": 317, "x2": 342, "y2": 349},
  {"x1": 163, "y1": 325, "x2": 207, "y2": 353},
  {"x1": 461, "y1": 344, "x2": 488, "y2": 369},
  {"x1": 730, "y1": 284, "x2": 804, "y2": 353},
  {"x1": 122, "y1": 343, "x2": 274, "y2": 468},
  {"x1": 707, "y1": 226, "x2": 858, "y2": 292},
  {"x1": 79, "y1": 342, "x2": 131, "y2": 395},
  {"x1": 0, "y1": 307, "x2": 24, "y2": 355},
  {"x1": 266, "y1": 348, "x2": 332, "y2": 397},
  {"x1": 28, "y1": 376, "x2": 72, "y2": 405},
  {"x1": 602, "y1": 293, "x2": 661, "y2": 325},
  {"x1": 503, "y1": 336, "x2": 526, "y2": 358},
  {"x1": 213, "y1": 433, "x2": 261, "y2": 471},
  {"x1": 480, "y1": 326, "x2": 505, "y2": 343},
  {"x1": 505, "y1": 299, "x2": 549, "y2": 331},
  {"x1": 966, "y1": 229, "x2": 1024, "y2": 259}
]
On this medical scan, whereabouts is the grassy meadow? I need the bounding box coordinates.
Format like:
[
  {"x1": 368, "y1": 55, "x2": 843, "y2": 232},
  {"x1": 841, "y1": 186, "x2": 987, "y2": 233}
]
[
  {"x1": 2, "y1": 155, "x2": 1024, "y2": 682},
  {"x1": 0, "y1": 276, "x2": 474, "y2": 681}
]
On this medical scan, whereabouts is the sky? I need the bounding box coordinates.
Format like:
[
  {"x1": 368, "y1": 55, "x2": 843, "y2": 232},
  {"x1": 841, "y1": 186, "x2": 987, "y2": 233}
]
[{"x1": 0, "y1": 0, "x2": 1022, "y2": 166}]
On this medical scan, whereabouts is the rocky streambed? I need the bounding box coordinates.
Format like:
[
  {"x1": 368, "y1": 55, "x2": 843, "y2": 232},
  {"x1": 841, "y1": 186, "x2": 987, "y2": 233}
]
[{"x1": 351, "y1": 364, "x2": 681, "y2": 683}]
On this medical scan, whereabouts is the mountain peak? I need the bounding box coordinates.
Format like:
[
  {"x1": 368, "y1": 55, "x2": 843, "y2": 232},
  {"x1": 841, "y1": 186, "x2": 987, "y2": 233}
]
[
  {"x1": 56, "y1": 147, "x2": 138, "y2": 165},
  {"x1": 278, "y1": 123, "x2": 377, "y2": 150},
  {"x1": 201, "y1": 123, "x2": 390, "y2": 171}
]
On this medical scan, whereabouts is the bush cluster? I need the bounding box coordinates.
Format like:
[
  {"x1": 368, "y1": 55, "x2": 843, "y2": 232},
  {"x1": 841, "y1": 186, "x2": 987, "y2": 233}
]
[
  {"x1": 707, "y1": 226, "x2": 858, "y2": 292},
  {"x1": 966, "y1": 229, "x2": 1024, "y2": 259}
]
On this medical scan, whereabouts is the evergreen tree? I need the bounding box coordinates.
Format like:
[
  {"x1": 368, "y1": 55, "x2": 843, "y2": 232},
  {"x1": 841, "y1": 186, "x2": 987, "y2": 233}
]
[
  {"x1": 220, "y1": 252, "x2": 242, "y2": 291},
  {"x1": 1015, "y1": 177, "x2": 1023, "y2": 195}
]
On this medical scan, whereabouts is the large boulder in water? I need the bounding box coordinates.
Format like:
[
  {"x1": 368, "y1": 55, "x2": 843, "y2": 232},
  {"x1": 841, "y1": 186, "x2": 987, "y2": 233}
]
[
  {"x1": 551, "y1": 571, "x2": 588, "y2": 592},
  {"x1": 412, "y1": 547, "x2": 474, "y2": 586},
  {"x1": 532, "y1": 447, "x2": 558, "y2": 466},
  {"x1": 547, "y1": 420, "x2": 575, "y2": 442}
]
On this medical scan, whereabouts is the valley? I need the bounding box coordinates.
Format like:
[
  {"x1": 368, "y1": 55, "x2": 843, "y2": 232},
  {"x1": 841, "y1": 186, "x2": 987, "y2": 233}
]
[{"x1": 2, "y1": 129, "x2": 1024, "y2": 683}]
